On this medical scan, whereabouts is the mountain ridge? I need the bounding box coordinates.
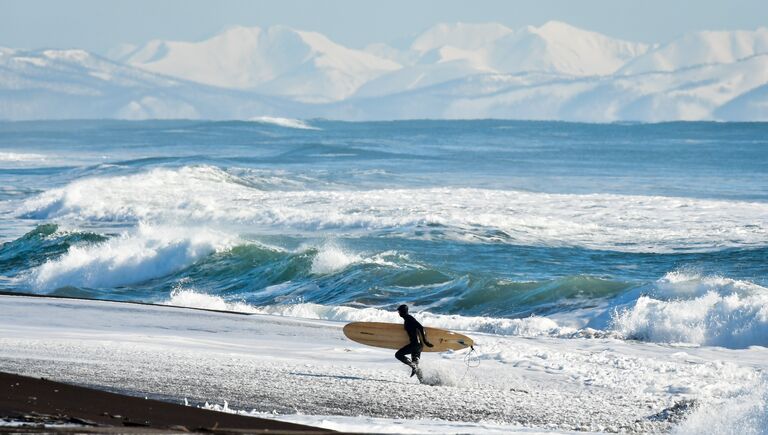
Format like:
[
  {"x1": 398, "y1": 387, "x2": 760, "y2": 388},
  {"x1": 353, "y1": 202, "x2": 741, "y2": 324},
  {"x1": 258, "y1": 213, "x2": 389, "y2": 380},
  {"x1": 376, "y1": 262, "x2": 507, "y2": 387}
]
[{"x1": 2, "y1": 21, "x2": 768, "y2": 122}]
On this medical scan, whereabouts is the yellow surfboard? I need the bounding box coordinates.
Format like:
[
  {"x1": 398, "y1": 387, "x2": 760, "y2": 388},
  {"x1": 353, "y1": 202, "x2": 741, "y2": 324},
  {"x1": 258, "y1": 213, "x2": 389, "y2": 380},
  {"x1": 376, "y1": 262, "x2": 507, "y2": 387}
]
[{"x1": 343, "y1": 322, "x2": 474, "y2": 352}]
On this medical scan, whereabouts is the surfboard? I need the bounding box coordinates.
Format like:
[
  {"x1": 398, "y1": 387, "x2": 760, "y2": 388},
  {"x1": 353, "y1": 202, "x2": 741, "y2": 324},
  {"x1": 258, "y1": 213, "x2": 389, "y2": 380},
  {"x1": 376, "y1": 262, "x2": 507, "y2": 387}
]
[{"x1": 342, "y1": 322, "x2": 474, "y2": 352}]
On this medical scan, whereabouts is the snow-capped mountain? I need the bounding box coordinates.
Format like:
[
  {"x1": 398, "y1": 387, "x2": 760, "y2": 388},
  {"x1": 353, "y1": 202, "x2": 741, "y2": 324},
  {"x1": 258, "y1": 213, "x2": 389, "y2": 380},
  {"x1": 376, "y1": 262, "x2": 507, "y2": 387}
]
[
  {"x1": 0, "y1": 47, "x2": 293, "y2": 120},
  {"x1": 410, "y1": 22, "x2": 514, "y2": 54},
  {"x1": 486, "y1": 21, "x2": 650, "y2": 76},
  {"x1": 115, "y1": 25, "x2": 400, "y2": 102},
  {"x1": 410, "y1": 22, "x2": 649, "y2": 74},
  {"x1": 619, "y1": 28, "x2": 768, "y2": 74},
  {"x1": 353, "y1": 21, "x2": 649, "y2": 98},
  {"x1": 328, "y1": 53, "x2": 768, "y2": 122},
  {"x1": 3, "y1": 21, "x2": 768, "y2": 122}
]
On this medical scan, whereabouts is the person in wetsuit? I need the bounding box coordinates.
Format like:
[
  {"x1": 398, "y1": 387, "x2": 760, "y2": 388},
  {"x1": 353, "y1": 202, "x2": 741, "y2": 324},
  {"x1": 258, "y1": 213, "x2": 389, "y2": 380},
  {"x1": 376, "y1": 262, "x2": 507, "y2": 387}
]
[{"x1": 395, "y1": 304, "x2": 433, "y2": 377}]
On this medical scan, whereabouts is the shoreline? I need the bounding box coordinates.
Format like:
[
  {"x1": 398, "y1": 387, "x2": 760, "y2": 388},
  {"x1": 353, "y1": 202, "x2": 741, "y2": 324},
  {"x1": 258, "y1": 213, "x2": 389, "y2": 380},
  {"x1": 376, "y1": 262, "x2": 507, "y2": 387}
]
[
  {"x1": 0, "y1": 371, "x2": 330, "y2": 434},
  {"x1": 0, "y1": 290, "x2": 252, "y2": 317}
]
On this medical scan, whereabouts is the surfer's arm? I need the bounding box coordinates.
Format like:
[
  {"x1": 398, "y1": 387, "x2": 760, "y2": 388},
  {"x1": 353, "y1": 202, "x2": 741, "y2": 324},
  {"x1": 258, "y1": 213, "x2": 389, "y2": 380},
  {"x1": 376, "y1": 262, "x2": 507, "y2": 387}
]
[{"x1": 418, "y1": 325, "x2": 434, "y2": 347}]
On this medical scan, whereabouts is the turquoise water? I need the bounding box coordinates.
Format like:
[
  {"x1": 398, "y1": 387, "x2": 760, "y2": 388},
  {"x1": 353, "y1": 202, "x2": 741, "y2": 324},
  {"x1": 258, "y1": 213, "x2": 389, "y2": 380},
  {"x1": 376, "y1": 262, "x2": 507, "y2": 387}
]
[{"x1": 1, "y1": 119, "x2": 767, "y2": 333}]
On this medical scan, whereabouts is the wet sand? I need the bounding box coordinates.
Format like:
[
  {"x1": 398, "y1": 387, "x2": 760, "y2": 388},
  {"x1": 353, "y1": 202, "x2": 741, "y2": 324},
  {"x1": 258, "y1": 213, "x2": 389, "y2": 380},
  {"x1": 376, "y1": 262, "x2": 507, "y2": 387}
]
[{"x1": 0, "y1": 372, "x2": 331, "y2": 434}]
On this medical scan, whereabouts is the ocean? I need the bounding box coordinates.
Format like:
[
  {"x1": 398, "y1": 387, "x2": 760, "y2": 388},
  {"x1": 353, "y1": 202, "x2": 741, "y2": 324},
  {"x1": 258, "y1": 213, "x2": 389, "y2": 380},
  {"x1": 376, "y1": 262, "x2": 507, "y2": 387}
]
[{"x1": 1, "y1": 118, "x2": 767, "y2": 349}]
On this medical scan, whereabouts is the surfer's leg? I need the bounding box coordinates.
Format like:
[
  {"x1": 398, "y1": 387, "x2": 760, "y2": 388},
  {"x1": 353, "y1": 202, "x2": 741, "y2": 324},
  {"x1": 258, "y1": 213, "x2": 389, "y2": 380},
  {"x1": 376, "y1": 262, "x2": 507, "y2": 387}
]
[
  {"x1": 412, "y1": 344, "x2": 423, "y2": 365},
  {"x1": 395, "y1": 345, "x2": 412, "y2": 365},
  {"x1": 409, "y1": 344, "x2": 424, "y2": 378}
]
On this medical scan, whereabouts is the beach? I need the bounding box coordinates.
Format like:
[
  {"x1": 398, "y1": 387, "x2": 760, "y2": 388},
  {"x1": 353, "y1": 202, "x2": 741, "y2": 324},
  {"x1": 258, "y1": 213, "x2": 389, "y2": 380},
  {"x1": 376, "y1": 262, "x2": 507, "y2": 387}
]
[
  {"x1": 2, "y1": 294, "x2": 766, "y2": 433},
  {"x1": 0, "y1": 371, "x2": 328, "y2": 433}
]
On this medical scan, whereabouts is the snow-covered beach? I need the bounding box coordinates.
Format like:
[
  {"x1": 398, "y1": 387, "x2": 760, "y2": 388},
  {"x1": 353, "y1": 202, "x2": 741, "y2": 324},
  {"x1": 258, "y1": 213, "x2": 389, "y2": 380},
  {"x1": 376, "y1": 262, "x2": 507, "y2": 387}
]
[{"x1": 2, "y1": 294, "x2": 766, "y2": 434}]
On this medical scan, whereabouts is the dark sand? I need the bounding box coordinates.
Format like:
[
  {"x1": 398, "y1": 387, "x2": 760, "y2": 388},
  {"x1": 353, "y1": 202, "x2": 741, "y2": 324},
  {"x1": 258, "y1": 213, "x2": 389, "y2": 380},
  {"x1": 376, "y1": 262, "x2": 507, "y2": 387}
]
[{"x1": 0, "y1": 372, "x2": 333, "y2": 433}]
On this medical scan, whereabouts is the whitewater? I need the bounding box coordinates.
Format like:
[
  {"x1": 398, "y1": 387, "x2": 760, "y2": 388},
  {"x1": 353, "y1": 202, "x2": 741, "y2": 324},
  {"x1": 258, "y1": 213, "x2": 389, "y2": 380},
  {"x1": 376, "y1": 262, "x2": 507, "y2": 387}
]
[{"x1": 1, "y1": 119, "x2": 767, "y2": 433}]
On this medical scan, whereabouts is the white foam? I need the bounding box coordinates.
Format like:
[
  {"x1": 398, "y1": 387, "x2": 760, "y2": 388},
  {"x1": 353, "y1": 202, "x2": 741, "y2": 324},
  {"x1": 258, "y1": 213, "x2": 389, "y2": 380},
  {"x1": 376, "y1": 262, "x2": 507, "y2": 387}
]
[
  {"x1": 161, "y1": 292, "x2": 575, "y2": 338},
  {"x1": 0, "y1": 151, "x2": 51, "y2": 168},
  {"x1": 0, "y1": 151, "x2": 47, "y2": 162},
  {"x1": 200, "y1": 402, "x2": 568, "y2": 434},
  {"x1": 163, "y1": 271, "x2": 768, "y2": 349},
  {"x1": 417, "y1": 364, "x2": 465, "y2": 387},
  {"x1": 18, "y1": 165, "x2": 768, "y2": 253},
  {"x1": 2, "y1": 295, "x2": 765, "y2": 434},
  {"x1": 165, "y1": 288, "x2": 260, "y2": 313},
  {"x1": 310, "y1": 242, "x2": 362, "y2": 274},
  {"x1": 248, "y1": 302, "x2": 575, "y2": 337},
  {"x1": 249, "y1": 116, "x2": 320, "y2": 130},
  {"x1": 674, "y1": 380, "x2": 768, "y2": 435},
  {"x1": 610, "y1": 273, "x2": 768, "y2": 348},
  {"x1": 28, "y1": 224, "x2": 233, "y2": 290}
]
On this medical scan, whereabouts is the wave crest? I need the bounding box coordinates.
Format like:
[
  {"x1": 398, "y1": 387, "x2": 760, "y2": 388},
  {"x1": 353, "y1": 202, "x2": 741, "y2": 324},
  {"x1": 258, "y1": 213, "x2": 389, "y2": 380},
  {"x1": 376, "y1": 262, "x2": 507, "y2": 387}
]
[
  {"x1": 28, "y1": 224, "x2": 233, "y2": 290},
  {"x1": 166, "y1": 288, "x2": 260, "y2": 313},
  {"x1": 17, "y1": 165, "x2": 768, "y2": 253},
  {"x1": 610, "y1": 273, "x2": 768, "y2": 348}
]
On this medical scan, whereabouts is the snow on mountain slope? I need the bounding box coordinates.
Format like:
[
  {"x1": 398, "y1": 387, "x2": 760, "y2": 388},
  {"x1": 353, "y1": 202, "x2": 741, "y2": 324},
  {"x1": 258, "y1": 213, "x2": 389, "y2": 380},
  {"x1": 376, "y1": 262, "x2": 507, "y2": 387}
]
[
  {"x1": 487, "y1": 21, "x2": 650, "y2": 76},
  {"x1": 410, "y1": 22, "x2": 513, "y2": 53},
  {"x1": 620, "y1": 28, "x2": 768, "y2": 74},
  {"x1": 0, "y1": 48, "x2": 292, "y2": 120},
  {"x1": 716, "y1": 81, "x2": 768, "y2": 121},
  {"x1": 325, "y1": 54, "x2": 768, "y2": 122},
  {"x1": 352, "y1": 58, "x2": 500, "y2": 98},
  {"x1": 118, "y1": 26, "x2": 401, "y2": 102},
  {"x1": 354, "y1": 21, "x2": 648, "y2": 97},
  {"x1": 5, "y1": 22, "x2": 768, "y2": 121}
]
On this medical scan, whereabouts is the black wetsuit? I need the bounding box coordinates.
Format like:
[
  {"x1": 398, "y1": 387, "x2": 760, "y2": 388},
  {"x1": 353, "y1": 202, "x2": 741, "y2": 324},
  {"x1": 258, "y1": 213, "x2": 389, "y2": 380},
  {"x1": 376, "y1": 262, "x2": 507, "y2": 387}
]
[{"x1": 395, "y1": 314, "x2": 425, "y2": 366}]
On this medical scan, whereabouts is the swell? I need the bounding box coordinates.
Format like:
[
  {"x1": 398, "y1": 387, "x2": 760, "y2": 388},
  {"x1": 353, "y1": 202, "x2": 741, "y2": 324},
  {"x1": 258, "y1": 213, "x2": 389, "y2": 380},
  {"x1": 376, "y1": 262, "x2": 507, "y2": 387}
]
[
  {"x1": 2, "y1": 225, "x2": 633, "y2": 317},
  {"x1": 14, "y1": 165, "x2": 768, "y2": 253},
  {"x1": 0, "y1": 224, "x2": 107, "y2": 275},
  {"x1": 5, "y1": 225, "x2": 768, "y2": 349}
]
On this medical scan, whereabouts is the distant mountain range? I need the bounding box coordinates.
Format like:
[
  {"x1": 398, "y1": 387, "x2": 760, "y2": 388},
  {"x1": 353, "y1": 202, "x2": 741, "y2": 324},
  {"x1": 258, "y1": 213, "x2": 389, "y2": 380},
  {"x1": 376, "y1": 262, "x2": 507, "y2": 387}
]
[{"x1": 2, "y1": 21, "x2": 768, "y2": 121}]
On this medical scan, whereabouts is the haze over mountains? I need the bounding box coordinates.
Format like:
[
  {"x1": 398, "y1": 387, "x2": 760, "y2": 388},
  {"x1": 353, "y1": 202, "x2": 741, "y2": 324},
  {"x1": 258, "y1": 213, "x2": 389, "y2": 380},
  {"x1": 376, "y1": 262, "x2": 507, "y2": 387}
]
[{"x1": 2, "y1": 21, "x2": 768, "y2": 121}]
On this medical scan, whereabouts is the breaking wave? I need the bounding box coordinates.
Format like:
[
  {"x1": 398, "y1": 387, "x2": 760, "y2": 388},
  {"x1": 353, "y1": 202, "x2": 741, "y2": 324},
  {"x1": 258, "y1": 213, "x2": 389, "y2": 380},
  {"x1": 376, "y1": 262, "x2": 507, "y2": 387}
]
[
  {"x1": 165, "y1": 288, "x2": 261, "y2": 313},
  {"x1": 16, "y1": 165, "x2": 768, "y2": 253},
  {"x1": 5, "y1": 223, "x2": 768, "y2": 348},
  {"x1": 164, "y1": 291, "x2": 577, "y2": 338},
  {"x1": 26, "y1": 224, "x2": 234, "y2": 290},
  {"x1": 610, "y1": 272, "x2": 768, "y2": 348}
]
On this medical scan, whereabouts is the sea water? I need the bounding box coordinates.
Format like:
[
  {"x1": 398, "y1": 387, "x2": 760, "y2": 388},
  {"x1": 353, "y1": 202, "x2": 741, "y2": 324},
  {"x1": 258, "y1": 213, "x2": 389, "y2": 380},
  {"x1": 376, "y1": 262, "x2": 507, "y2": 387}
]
[{"x1": 0, "y1": 119, "x2": 766, "y2": 349}]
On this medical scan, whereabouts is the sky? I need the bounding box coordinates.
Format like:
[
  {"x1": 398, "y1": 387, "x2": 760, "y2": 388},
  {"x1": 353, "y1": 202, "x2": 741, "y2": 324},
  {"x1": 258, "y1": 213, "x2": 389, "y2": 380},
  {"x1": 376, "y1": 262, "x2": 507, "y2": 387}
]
[{"x1": 1, "y1": 0, "x2": 766, "y2": 54}]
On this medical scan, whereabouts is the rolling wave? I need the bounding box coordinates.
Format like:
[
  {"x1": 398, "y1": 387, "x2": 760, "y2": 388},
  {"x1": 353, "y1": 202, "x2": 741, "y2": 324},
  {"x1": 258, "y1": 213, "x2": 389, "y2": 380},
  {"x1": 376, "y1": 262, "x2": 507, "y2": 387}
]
[
  {"x1": 4, "y1": 224, "x2": 768, "y2": 348},
  {"x1": 16, "y1": 165, "x2": 768, "y2": 253},
  {"x1": 27, "y1": 224, "x2": 234, "y2": 290},
  {"x1": 610, "y1": 271, "x2": 768, "y2": 349},
  {"x1": 5, "y1": 225, "x2": 629, "y2": 314}
]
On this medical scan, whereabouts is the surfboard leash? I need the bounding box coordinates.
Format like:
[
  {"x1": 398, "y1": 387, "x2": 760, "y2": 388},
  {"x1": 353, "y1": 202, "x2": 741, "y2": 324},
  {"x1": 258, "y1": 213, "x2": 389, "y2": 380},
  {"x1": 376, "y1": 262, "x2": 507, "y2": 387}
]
[
  {"x1": 456, "y1": 344, "x2": 481, "y2": 386},
  {"x1": 464, "y1": 344, "x2": 481, "y2": 368}
]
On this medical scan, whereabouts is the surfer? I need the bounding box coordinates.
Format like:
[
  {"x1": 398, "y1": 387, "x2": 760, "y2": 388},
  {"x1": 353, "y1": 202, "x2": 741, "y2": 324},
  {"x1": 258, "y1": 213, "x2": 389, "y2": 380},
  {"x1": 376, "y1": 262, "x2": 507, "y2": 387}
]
[{"x1": 395, "y1": 304, "x2": 433, "y2": 377}]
